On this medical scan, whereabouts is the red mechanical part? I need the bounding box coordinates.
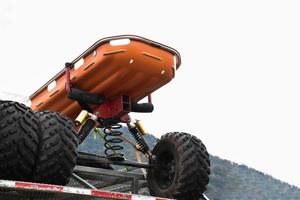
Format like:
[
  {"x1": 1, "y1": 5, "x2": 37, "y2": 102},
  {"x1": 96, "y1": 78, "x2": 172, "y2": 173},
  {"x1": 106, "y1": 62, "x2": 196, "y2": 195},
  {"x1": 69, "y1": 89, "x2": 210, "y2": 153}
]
[
  {"x1": 94, "y1": 95, "x2": 130, "y2": 119},
  {"x1": 65, "y1": 63, "x2": 72, "y2": 95},
  {"x1": 120, "y1": 114, "x2": 131, "y2": 123},
  {"x1": 148, "y1": 94, "x2": 152, "y2": 103}
]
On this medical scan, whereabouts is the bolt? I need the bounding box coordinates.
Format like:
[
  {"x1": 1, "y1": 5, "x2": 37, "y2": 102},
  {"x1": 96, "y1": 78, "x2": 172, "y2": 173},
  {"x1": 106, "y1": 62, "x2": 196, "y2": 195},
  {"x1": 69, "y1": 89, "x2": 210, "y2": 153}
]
[{"x1": 151, "y1": 155, "x2": 156, "y2": 160}]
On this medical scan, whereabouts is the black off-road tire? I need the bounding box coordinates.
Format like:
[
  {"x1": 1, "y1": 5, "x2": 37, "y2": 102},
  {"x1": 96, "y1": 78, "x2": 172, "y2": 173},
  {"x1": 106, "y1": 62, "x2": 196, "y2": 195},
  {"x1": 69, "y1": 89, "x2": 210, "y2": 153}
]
[
  {"x1": 147, "y1": 132, "x2": 210, "y2": 200},
  {"x1": 33, "y1": 111, "x2": 78, "y2": 185},
  {"x1": 0, "y1": 100, "x2": 39, "y2": 181}
]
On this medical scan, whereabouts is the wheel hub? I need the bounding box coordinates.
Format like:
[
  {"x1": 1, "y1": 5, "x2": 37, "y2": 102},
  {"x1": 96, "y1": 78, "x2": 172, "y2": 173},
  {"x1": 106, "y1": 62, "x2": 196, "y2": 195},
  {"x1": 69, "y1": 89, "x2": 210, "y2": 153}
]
[{"x1": 154, "y1": 152, "x2": 175, "y2": 189}]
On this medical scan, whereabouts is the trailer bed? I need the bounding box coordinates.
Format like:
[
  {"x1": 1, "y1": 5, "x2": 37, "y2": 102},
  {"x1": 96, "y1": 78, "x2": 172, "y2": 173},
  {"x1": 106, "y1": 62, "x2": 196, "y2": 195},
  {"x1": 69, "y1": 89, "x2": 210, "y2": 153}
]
[{"x1": 0, "y1": 179, "x2": 170, "y2": 200}]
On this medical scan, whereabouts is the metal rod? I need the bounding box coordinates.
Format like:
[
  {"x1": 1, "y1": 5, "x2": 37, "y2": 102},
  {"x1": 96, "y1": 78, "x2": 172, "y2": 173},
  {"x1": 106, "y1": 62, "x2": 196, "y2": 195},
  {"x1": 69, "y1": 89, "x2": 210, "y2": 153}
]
[
  {"x1": 94, "y1": 177, "x2": 130, "y2": 189},
  {"x1": 112, "y1": 181, "x2": 148, "y2": 193},
  {"x1": 74, "y1": 166, "x2": 145, "y2": 180},
  {"x1": 203, "y1": 193, "x2": 211, "y2": 200},
  {"x1": 148, "y1": 94, "x2": 152, "y2": 103},
  {"x1": 112, "y1": 160, "x2": 151, "y2": 169},
  {"x1": 132, "y1": 178, "x2": 139, "y2": 194},
  {"x1": 71, "y1": 173, "x2": 96, "y2": 189},
  {"x1": 74, "y1": 165, "x2": 145, "y2": 194},
  {"x1": 77, "y1": 152, "x2": 152, "y2": 169},
  {"x1": 94, "y1": 168, "x2": 145, "y2": 189}
]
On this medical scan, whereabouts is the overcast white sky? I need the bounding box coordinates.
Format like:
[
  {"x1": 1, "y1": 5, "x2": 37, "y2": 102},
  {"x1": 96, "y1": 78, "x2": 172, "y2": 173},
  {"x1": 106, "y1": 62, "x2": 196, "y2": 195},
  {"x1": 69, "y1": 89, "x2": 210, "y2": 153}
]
[{"x1": 1, "y1": 0, "x2": 300, "y2": 187}]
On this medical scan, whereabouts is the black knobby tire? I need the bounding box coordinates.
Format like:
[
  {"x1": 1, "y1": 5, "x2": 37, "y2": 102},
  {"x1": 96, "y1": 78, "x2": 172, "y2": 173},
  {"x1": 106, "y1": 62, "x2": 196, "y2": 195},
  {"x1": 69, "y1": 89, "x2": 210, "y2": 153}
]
[
  {"x1": 33, "y1": 111, "x2": 78, "y2": 185},
  {"x1": 147, "y1": 132, "x2": 210, "y2": 200},
  {"x1": 0, "y1": 100, "x2": 39, "y2": 181}
]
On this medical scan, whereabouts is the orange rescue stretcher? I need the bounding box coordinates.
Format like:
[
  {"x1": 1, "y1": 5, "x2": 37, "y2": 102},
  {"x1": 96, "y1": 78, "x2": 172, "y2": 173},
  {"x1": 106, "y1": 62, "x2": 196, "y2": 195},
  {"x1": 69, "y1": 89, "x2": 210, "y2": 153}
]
[{"x1": 30, "y1": 35, "x2": 181, "y2": 121}]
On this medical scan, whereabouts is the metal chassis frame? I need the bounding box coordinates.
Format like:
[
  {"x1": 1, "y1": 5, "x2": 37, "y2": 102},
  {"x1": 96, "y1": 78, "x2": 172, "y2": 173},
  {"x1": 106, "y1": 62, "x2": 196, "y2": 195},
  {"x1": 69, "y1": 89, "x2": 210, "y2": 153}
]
[{"x1": 72, "y1": 165, "x2": 146, "y2": 194}]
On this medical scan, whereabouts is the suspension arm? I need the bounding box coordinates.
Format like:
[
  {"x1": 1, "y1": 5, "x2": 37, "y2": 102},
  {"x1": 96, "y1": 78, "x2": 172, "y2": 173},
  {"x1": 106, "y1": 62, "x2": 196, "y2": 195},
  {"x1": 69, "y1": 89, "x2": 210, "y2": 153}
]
[{"x1": 77, "y1": 152, "x2": 152, "y2": 169}]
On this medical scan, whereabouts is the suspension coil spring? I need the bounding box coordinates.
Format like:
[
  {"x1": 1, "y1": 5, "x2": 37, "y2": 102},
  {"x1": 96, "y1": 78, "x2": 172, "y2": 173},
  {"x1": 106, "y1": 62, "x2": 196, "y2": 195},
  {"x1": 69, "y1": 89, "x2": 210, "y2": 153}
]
[{"x1": 103, "y1": 123, "x2": 124, "y2": 160}]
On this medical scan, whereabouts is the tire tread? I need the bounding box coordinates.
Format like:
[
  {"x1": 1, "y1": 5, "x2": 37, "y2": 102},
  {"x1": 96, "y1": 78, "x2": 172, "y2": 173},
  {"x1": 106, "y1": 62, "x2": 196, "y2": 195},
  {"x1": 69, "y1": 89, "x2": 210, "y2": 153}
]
[
  {"x1": 33, "y1": 111, "x2": 78, "y2": 185},
  {"x1": 0, "y1": 100, "x2": 39, "y2": 181},
  {"x1": 148, "y1": 132, "x2": 210, "y2": 200}
]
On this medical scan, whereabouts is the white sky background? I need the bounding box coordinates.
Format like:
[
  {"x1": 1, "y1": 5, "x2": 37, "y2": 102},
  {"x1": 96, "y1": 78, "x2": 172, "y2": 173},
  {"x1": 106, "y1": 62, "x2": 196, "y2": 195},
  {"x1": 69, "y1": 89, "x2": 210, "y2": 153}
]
[{"x1": 1, "y1": 0, "x2": 300, "y2": 187}]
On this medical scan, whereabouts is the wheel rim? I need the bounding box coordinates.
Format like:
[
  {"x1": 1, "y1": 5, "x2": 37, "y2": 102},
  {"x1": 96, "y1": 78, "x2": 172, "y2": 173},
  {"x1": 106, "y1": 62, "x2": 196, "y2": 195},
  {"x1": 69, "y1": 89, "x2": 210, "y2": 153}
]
[{"x1": 154, "y1": 151, "x2": 175, "y2": 189}]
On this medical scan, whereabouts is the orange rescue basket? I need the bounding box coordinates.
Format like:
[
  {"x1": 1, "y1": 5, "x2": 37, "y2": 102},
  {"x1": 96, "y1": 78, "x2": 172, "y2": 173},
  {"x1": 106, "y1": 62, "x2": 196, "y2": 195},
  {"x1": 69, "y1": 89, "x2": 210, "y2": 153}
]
[{"x1": 30, "y1": 35, "x2": 181, "y2": 121}]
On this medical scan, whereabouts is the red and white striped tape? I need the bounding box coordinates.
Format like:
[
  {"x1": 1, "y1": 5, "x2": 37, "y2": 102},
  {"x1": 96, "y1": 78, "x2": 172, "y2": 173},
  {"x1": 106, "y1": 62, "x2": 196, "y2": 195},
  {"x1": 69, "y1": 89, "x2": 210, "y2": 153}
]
[{"x1": 0, "y1": 180, "x2": 171, "y2": 200}]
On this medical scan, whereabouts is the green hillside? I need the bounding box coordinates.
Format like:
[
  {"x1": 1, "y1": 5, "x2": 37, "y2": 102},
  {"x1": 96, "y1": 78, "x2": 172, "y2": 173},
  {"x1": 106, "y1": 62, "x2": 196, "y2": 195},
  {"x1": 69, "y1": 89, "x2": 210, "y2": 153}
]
[
  {"x1": 206, "y1": 155, "x2": 300, "y2": 200},
  {"x1": 79, "y1": 129, "x2": 300, "y2": 200}
]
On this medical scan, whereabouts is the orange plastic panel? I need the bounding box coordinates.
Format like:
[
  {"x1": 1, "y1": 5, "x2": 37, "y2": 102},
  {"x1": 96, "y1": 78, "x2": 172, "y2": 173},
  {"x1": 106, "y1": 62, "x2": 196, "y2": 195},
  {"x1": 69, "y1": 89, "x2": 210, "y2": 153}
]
[{"x1": 30, "y1": 35, "x2": 181, "y2": 121}]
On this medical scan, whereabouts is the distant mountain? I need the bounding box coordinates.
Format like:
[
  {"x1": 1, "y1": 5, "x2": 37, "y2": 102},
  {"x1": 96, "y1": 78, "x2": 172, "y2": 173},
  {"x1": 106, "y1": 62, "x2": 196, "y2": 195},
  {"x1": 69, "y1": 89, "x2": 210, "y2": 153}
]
[
  {"x1": 206, "y1": 155, "x2": 300, "y2": 200},
  {"x1": 79, "y1": 129, "x2": 300, "y2": 200}
]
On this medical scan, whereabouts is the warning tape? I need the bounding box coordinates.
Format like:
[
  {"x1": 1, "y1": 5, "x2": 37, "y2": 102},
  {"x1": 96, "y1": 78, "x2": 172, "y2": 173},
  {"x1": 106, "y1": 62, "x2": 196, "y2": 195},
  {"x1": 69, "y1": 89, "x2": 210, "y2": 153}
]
[{"x1": 0, "y1": 180, "x2": 171, "y2": 200}]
